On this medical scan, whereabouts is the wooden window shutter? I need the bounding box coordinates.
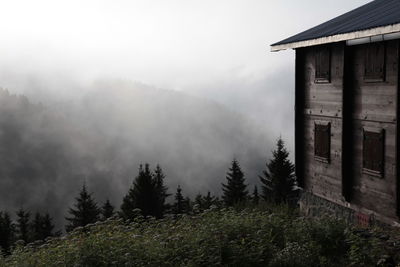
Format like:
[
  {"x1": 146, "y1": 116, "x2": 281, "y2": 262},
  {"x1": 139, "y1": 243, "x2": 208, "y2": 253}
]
[
  {"x1": 315, "y1": 46, "x2": 331, "y2": 83},
  {"x1": 314, "y1": 122, "x2": 330, "y2": 162},
  {"x1": 364, "y1": 42, "x2": 385, "y2": 82},
  {"x1": 363, "y1": 129, "x2": 384, "y2": 177}
]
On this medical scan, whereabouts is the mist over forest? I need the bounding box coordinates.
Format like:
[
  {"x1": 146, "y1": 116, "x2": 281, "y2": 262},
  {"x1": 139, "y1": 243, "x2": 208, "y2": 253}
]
[
  {"x1": 0, "y1": 79, "x2": 280, "y2": 227},
  {"x1": 0, "y1": 0, "x2": 333, "y2": 231},
  {"x1": 0, "y1": 2, "x2": 387, "y2": 265}
]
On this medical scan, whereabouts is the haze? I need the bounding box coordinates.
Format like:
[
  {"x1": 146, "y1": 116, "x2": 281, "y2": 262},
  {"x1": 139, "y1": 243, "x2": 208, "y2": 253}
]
[
  {"x1": 0, "y1": 0, "x2": 369, "y2": 136},
  {"x1": 0, "y1": 0, "x2": 371, "y2": 226}
]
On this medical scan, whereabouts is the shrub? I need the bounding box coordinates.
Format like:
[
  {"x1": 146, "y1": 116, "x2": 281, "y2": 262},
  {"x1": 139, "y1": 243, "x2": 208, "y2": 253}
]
[{"x1": 1, "y1": 205, "x2": 399, "y2": 266}]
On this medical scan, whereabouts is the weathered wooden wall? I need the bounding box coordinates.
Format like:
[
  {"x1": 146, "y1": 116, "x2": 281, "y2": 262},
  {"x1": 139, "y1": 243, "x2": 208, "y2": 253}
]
[
  {"x1": 297, "y1": 43, "x2": 345, "y2": 203},
  {"x1": 296, "y1": 40, "x2": 400, "y2": 223},
  {"x1": 347, "y1": 40, "x2": 398, "y2": 219}
]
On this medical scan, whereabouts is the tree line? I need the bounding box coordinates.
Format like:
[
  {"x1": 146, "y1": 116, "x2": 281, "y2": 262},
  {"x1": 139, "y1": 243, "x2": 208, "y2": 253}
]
[{"x1": 0, "y1": 137, "x2": 296, "y2": 254}]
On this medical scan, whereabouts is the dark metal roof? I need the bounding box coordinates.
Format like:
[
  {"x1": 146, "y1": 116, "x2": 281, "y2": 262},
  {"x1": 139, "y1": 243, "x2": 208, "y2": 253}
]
[{"x1": 272, "y1": 0, "x2": 400, "y2": 46}]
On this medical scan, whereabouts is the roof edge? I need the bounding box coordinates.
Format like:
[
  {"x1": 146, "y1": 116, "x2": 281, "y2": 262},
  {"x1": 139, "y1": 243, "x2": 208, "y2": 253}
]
[{"x1": 271, "y1": 23, "x2": 400, "y2": 52}]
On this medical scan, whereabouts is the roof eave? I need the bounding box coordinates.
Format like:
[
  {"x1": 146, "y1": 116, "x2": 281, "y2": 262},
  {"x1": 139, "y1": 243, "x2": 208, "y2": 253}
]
[{"x1": 271, "y1": 23, "x2": 400, "y2": 52}]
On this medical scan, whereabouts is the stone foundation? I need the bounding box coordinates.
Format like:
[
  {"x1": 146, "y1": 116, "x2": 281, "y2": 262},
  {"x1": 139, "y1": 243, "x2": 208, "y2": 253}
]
[
  {"x1": 300, "y1": 191, "x2": 355, "y2": 223},
  {"x1": 298, "y1": 190, "x2": 400, "y2": 227}
]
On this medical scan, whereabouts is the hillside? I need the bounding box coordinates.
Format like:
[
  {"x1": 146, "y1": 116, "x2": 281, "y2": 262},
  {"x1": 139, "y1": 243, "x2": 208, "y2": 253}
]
[
  {"x1": 2, "y1": 206, "x2": 400, "y2": 266},
  {"x1": 0, "y1": 82, "x2": 271, "y2": 227}
]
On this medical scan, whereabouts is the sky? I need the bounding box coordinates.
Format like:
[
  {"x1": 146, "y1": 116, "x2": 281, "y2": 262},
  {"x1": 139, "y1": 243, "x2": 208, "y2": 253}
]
[
  {"x1": 0, "y1": 0, "x2": 371, "y2": 146},
  {"x1": 0, "y1": 0, "x2": 376, "y2": 225}
]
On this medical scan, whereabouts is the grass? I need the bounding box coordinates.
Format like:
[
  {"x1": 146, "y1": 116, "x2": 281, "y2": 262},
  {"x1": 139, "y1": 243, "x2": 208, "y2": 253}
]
[{"x1": 1, "y1": 204, "x2": 400, "y2": 267}]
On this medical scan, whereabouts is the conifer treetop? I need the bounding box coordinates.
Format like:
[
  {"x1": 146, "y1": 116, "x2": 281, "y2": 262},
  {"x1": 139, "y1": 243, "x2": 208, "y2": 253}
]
[
  {"x1": 259, "y1": 137, "x2": 295, "y2": 203},
  {"x1": 221, "y1": 159, "x2": 248, "y2": 206},
  {"x1": 65, "y1": 184, "x2": 100, "y2": 232}
]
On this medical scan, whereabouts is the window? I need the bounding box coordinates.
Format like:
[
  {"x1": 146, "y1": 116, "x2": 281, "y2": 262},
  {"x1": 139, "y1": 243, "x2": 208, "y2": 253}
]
[
  {"x1": 364, "y1": 42, "x2": 385, "y2": 82},
  {"x1": 314, "y1": 122, "x2": 330, "y2": 162},
  {"x1": 363, "y1": 129, "x2": 384, "y2": 177},
  {"x1": 315, "y1": 46, "x2": 331, "y2": 83}
]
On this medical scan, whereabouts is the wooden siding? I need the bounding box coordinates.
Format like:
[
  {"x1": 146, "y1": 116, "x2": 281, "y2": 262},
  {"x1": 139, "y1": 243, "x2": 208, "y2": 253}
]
[
  {"x1": 296, "y1": 40, "x2": 400, "y2": 222},
  {"x1": 347, "y1": 40, "x2": 398, "y2": 219},
  {"x1": 299, "y1": 43, "x2": 345, "y2": 202}
]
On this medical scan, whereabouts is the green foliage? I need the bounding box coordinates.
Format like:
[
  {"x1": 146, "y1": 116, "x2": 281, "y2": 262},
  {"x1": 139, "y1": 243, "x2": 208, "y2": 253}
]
[
  {"x1": 194, "y1": 192, "x2": 221, "y2": 212},
  {"x1": 346, "y1": 227, "x2": 400, "y2": 267},
  {"x1": 0, "y1": 212, "x2": 15, "y2": 255},
  {"x1": 15, "y1": 208, "x2": 30, "y2": 244},
  {"x1": 1, "y1": 206, "x2": 398, "y2": 267},
  {"x1": 100, "y1": 199, "x2": 115, "y2": 220},
  {"x1": 65, "y1": 184, "x2": 101, "y2": 232},
  {"x1": 203, "y1": 192, "x2": 218, "y2": 210},
  {"x1": 154, "y1": 164, "x2": 171, "y2": 217},
  {"x1": 260, "y1": 138, "x2": 296, "y2": 203},
  {"x1": 252, "y1": 185, "x2": 260, "y2": 205},
  {"x1": 31, "y1": 212, "x2": 54, "y2": 242},
  {"x1": 222, "y1": 159, "x2": 248, "y2": 206},
  {"x1": 173, "y1": 185, "x2": 185, "y2": 214},
  {"x1": 121, "y1": 164, "x2": 169, "y2": 219}
]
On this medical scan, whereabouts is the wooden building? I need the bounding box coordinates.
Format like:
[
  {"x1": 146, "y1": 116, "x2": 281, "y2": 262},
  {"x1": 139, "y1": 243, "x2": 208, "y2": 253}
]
[{"x1": 271, "y1": 0, "x2": 400, "y2": 225}]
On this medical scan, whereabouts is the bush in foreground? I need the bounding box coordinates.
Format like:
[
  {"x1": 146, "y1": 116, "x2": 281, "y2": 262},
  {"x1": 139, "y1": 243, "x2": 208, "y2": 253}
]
[{"x1": 0, "y1": 205, "x2": 399, "y2": 267}]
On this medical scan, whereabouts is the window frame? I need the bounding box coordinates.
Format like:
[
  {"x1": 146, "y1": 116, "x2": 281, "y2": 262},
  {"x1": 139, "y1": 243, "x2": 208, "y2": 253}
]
[
  {"x1": 364, "y1": 42, "x2": 386, "y2": 83},
  {"x1": 315, "y1": 45, "x2": 331, "y2": 83},
  {"x1": 362, "y1": 128, "x2": 385, "y2": 178},
  {"x1": 314, "y1": 121, "x2": 331, "y2": 163}
]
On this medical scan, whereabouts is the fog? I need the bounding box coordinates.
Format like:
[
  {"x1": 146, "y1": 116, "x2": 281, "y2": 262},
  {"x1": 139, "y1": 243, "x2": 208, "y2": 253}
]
[
  {"x1": 0, "y1": 82, "x2": 270, "y2": 228},
  {"x1": 0, "y1": 0, "x2": 371, "y2": 227}
]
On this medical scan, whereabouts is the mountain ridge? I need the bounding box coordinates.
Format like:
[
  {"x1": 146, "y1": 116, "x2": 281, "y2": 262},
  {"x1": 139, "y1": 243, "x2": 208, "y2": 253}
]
[{"x1": 0, "y1": 81, "x2": 271, "y2": 227}]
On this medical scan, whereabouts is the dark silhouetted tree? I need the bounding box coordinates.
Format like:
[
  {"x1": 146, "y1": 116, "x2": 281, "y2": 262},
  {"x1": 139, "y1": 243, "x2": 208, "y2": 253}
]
[
  {"x1": 153, "y1": 164, "x2": 170, "y2": 218},
  {"x1": 101, "y1": 199, "x2": 115, "y2": 220},
  {"x1": 194, "y1": 193, "x2": 203, "y2": 209},
  {"x1": 173, "y1": 185, "x2": 185, "y2": 214},
  {"x1": 213, "y1": 197, "x2": 223, "y2": 208},
  {"x1": 65, "y1": 184, "x2": 101, "y2": 232},
  {"x1": 222, "y1": 159, "x2": 248, "y2": 206},
  {"x1": 193, "y1": 192, "x2": 217, "y2": 211},
  {"x1": 16, "y1": 208, "x2": 31, "y2": 243},
  {"x1": 41, "y1": 213, "x2": 55, "y2": 239},
  {"x1": 120, "y1": 191, "x2": 135, "y2": 220},
  {"x1": 31, "y1": 213, "x2": 43, "y2": 241},
  {"x1": 259, "y1": 138, "x2": 296, "y2": 203},
  {"x1": 0, "y1": 212, "x2": 15, "y2": 254},
  {"x1": 120, "y1": 164, "x2": 159, "y2": 219},
  {"x1": 203, "y1": 192, "x2": 216, "y2": 209},
  {"x1": 31, "y1": 212, "x2": 54, "y2": 241},
  {"x1": 185, "y1": 197, "x2": 192, "y2": 213},
  {"x1": 252, "y1": 185, "x2": 260, "y2": 205}
]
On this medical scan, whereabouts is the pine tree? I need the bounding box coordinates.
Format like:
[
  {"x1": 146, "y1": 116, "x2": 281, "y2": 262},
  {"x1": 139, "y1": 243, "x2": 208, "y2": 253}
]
[
  {"x1": 221, "y1": 159, "x2": 248, "y2": 206},
  {"x1": 16, "y1": 208, "x2": 30, "y2": 243},
  {"x1": 252, "y1": 185, "x2": 260, "y2": 205},
  {"x1": 101, "y1": 199, "x2": 115, "y2": 220},
  {"x1": 184, "y1": 197, "x2": 192, "y2": 213},
  {"x1": 173, "y1": 185, "x2": 185, "y2": 214},
  {"x1": 31, "y1": 213, "x2": 42, "y2": 241},
  {"x1": 213, "y1": 197, "x2": 223, "y2": 208},
  {"x1": 120, "y1": 193, "x2": 135, "y2": 220},
  {"x1": 153, "y1": 164, "x2": 170, "y2": 218},
  {"x1": 194, "y1": 193, "x2": 204, "y2": 210},
  {"x1": 41, "y1": 212, "x2": 55, "y2": 239},
  {"x1": 0, "y1": 212, "x2": 15, "y2": 254},
  {"x1": 65, "y1": 184, "x2": 101, "y2": 232},
  {"x1": 259, "y1": 138, "x2": 296, "y2": 203},
  {"x1": 203, "y1": 191, "x2": 216, "y2": 209},
  {"x1": 31, "y1": 212, "x2": 54, "y2": 241},
  {"x1": 120, "y1": 164, "x2": 159, "y2": 219}
]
